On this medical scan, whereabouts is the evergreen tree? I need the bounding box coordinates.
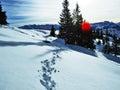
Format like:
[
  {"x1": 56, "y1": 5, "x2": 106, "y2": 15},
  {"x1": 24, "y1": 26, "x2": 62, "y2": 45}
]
[
  {"x1": 0, "y1": 2, "x2": 8, "y2": 25},
  {"x1": 82, "y1": 29, "x2": 95, "y2": 50},
  {"x1": 50, "y1": 25, "x2": 56, "y2": 37},
  {"x1": 72, "y1": 3, "x2": 83, "y2": 45},
  {"x1": 103, "y1": 35, "x2": 111, "y2": 54},
  {"x1": 99, "y1": 29, "x2": 103, "y2": 39},
  {"x1": 59, "y1": 0, "x2": 73, "y2": 43},
  {"x1": 97, "y1": 39, "x2": 101, "y2": 45},
  {"x1": 103, "y1": 42, "x2": 110, "y2": 54},
  {"x1": 72, "y1": 3, "x2": 83, "y2": 25},
  {"x1": 112, "y1": 36, "x2": 120, "y2": 56},
  {"x1": 0, "y1": 2, "x2": 2, "y2": 12},
  {"x1": 105, "y1": 34, "x2": 109, "y2": 44}
]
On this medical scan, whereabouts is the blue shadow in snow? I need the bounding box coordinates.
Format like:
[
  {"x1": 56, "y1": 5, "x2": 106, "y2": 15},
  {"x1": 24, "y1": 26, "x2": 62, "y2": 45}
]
[
  {"x1": 67, "y1": 44, "x2": 97, "y2": 57},
  {"x1": 0, "y1": 40, "x2": 44, "y2": 47},
  {"x1": 103, "y1": 54, "x2": 120, "y2": 64}
]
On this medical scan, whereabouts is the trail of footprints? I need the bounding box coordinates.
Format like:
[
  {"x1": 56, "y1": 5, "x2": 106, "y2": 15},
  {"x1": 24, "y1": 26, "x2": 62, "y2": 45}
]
[{"x1": 39, "y1": 52, "x2": 61, "y2": 90}]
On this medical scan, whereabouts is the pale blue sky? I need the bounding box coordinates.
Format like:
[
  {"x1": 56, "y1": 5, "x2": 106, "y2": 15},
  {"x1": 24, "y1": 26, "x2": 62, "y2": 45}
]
[{"x1": 1, "y1": 0, "x2": 120, "y2": 25}]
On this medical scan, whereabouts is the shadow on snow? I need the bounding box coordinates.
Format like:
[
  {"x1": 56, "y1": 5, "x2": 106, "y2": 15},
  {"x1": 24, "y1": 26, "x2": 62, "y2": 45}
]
[
  {"x1": 103, "y1": 54, "x2": 120, "y2": 64},
  {"x1": 0, "y1": 40, "x2": 44, "y2": 47}
]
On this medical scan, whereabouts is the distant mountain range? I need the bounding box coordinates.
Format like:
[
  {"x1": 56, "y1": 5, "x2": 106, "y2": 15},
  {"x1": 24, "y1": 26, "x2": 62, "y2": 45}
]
[
  {"x1": 91, "y1": 21, "x2": 120, "y2": 30},
  {"x1": 19, "y1": 21, "x2": 120, "y2": 31},
  {"x1": 91, "y1": 21, "x2": 120, "y2": 37},
  {"x1": 117, "y1": 22, "x2": 120, "y2": 27},
  {"x1": 19, "y1": 24, "x2": 60, "y2": 30}
]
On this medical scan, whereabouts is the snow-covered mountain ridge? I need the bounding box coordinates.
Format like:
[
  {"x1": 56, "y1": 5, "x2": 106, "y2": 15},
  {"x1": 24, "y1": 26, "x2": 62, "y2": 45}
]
[
  {"x1": 92, "y1": 21, "x2": 120, "y2": 29},
  {"x1": 19, "y1": 24, "x2": 60, "y2": 30},
  {"x1": 92, "y1": 21, "x2": 120, "y2": 37},
  {"x1": 18, "y1": 21, "x2": 120, "y2": 31},
  {"x1": 18, "y1": 21, "x2": 120, "y2": 37},
  {"x1": 0, "y1": 25, "x2": 120, "y2": 90}
]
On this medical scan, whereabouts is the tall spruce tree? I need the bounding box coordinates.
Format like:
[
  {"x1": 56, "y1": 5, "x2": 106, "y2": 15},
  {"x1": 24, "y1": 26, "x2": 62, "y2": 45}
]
[
  {"x1": 72, "y1": 3, "x2": 83, "y2": 25},
  {"x1": 0, "y1": 2, "x2": 8, "y2": 25},
  {"x1": 59, "y1": 0, "x2": 73, "y2": 43},
  {"x1": 72, "y1": 3, "x2": 83, "y2": 45}
]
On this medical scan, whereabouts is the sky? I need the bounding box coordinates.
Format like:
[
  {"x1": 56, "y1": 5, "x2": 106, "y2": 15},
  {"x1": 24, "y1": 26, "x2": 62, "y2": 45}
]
[{"x1": 1, "y1": 0, "x2": 120, "y2": 25}]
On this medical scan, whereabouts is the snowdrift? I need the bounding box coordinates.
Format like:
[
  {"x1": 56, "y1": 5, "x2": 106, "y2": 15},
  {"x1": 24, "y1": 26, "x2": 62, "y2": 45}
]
[{"x1": 0, "y1": 25, "x2": 120, "y2": 90}]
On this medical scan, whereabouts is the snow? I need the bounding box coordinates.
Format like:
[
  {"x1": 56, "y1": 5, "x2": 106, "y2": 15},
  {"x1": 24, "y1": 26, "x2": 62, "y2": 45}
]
[
  {"x1": 0, "y1": 25, "x2": 120, "y2": 90},
  {"x1": 55, "y1": 51, "x2": 120, "y2": 90}
]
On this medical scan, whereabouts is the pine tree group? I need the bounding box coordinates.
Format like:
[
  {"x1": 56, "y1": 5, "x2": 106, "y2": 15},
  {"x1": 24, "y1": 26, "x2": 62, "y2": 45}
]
[
  {"x1": 112, "y1": 36, "x2": 120, "y2": 56},
  {"x1": 59, "y1": 0, "x2": 95, "y2": 50},
  {"x1": 93, "y1": 26, "x2": 120, "y2": 56},
  {"x1": 0, "y1": 2, "x2": 8, "y2": 25}
]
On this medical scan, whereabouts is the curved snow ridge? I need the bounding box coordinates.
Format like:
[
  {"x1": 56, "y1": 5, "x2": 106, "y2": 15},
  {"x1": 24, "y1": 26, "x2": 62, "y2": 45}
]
[{"x1": 0, "y1": 26, "x2": 46, "y2": 42}]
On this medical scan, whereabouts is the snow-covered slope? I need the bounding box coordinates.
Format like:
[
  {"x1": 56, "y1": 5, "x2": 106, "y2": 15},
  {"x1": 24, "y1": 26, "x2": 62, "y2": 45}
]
[{"x1": 0, "y1": 26, "x2": 120, "y2": 90}]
